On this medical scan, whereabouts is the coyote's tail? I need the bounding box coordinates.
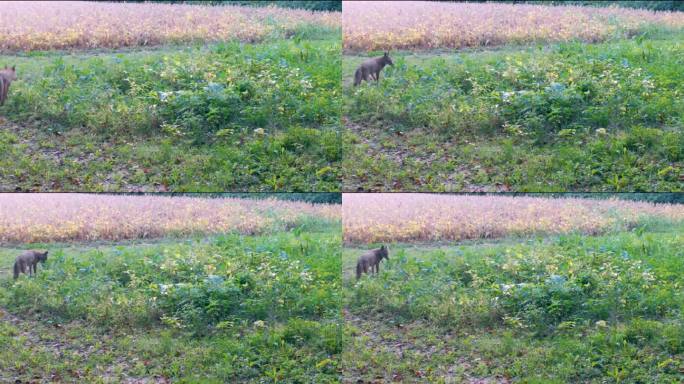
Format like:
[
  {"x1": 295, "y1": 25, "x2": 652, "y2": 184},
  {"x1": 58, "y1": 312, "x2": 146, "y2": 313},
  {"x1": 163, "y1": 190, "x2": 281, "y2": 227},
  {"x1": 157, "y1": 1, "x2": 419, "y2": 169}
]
[
  {"x1": 353, "y1": 68, "x2": 362, "y2": 86},
  {"x1": 13, "y1": 261, "x2": 19, "y2": 279},
  {"x1": 356, "y1": 262, "x2": 362, "y2": 279},
  {"x1": 0, "y1": 77, "x2": 5, "y2": 105}
]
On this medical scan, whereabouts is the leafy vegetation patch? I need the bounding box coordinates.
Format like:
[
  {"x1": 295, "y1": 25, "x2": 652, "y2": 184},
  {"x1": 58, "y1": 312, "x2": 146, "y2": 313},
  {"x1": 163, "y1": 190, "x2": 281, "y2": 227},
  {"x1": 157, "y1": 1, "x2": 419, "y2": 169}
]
[
  {"x1": 0, "y1": 230, "x2": 342, "y2": 382},
  {"x1": 343, "y1": 32, "x2": 683, "y2": 191},
  {"x1": 342, "y1": 221, "x2": 684, "y2": 382},
  {"x1": 6, "y1": 40, "x2": 339, "y2": 139}
]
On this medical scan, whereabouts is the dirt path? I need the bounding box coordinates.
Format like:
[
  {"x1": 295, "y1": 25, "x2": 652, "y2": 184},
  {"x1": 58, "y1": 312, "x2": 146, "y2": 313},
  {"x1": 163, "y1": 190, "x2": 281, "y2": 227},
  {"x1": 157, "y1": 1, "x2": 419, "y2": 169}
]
[
  {"x1": 0, "y1": 307, "x2": 88, "y2": 382},
  {"x1": 0, "y1": 120, "x2": 167, "y2": 192},
  {"x1": 342, "y1": 308, "x2": 512, "y2": 383},
  {"x1": 342, "y1": 119, "x2": 511, "y2": 192},
  {"x1": 0, "y1": 306, "x2": 168, "y2": 383}
]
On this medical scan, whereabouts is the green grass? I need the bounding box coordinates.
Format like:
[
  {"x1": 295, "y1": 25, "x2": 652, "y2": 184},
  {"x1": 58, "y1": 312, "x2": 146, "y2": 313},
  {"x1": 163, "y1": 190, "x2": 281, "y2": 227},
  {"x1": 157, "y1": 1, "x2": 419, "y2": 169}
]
[
  {"x1": 0, "y1": 36, "x2": 341, "y2": 191},
  {"x1": 343, "y1": 30, "x2": 684, "y2": 192},
  {"x1": 0, "y1": 228, "x2": 342, "y2": 382},
  {"x1": 342, "y1": 220, "x2": 684, "y2": 382}
]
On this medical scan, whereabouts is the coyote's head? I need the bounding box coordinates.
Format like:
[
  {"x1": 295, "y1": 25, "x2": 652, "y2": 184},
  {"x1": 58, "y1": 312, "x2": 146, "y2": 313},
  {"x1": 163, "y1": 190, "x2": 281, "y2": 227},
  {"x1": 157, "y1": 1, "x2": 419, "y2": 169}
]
[
  {"x1": 381, "y1": 52, "x2": 393, "y2": 67},
  {"x1": 376, "y1": 245, "x2": 389, "y2": 260},
  {"x1": 37, "y1": 250, "x2": 48, "y2": 263},
  {"x1": 2, "y1": 65, "x2": 17, "y2": 81}
]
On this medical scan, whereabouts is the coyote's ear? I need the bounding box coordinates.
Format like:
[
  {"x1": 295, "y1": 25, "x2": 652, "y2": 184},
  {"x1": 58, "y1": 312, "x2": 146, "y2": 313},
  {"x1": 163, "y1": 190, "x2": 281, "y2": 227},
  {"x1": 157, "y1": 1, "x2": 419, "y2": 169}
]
[{"x1": 380, "y1": 245, "x2": 385, "y2": 250}]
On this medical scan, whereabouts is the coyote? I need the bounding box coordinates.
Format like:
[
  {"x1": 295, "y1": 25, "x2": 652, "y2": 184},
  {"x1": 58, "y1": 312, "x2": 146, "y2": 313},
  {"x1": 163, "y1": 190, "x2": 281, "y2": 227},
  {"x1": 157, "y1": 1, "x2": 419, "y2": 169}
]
[
  {"x1": 0, "y1": 65, "x2": 17, "y2": 106},
  {"x1": 13, "y1": 250, "x2": 48, "y2": 279},
  {"x1": 356, "y1": 245, "x2": 389, "y2": 279},
  {"x1": 353, "y1": 52, "x2": 393, "y2": 86}
]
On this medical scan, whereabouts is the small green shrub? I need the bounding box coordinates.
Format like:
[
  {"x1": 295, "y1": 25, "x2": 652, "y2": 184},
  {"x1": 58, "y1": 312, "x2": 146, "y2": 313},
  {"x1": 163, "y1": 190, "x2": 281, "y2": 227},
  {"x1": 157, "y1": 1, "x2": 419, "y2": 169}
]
[{"x1": 4, "y1": 39, "x2": 341, "y2": 143}]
